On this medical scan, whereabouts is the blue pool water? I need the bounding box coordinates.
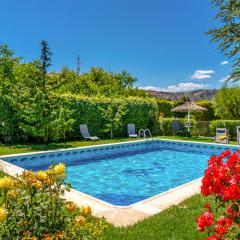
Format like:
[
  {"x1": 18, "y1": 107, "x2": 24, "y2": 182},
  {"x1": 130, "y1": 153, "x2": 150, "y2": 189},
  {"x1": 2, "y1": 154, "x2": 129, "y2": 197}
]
[
  {"x1": 67, "y1": 148, "x2": 209, "y2": 205},
  {"x1": 1, "y1": 140, "x2": 237, "y2": 206}
]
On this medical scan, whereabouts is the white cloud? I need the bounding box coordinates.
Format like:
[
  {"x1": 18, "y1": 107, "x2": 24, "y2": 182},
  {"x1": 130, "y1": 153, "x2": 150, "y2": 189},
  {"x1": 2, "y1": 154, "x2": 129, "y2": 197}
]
[
  {"x1": 190, "y1": 70, "x2": 215, "y2": 80},
  {"x1": 140, "y1": 82, "x2": 209, "y2": 92},
  {"x1": 219, "y1": 75, "x2": 230, "y2": 83},
  {"x1": 220, "y1": 61, "x2": 228, "y2": 65}
]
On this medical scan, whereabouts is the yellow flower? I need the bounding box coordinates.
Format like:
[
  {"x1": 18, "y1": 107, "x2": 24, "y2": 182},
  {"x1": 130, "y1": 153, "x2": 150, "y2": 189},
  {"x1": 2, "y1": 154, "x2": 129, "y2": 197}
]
[
  {"x1": 0, "y1": 207, "x2": 7, "y2": 222},
  {"x1": 36, "y1": 171, "x2": 48, "y2": 181},
  {"x1": 75, "y1": 215, "x2": 86, "y2": 226},
  {"x1": 0, "y1": 176, "x2": 14, "y2": 190},
  {"x1": 55, "y1": 231, "x2": 64, "y2": 239},
  {"x1": 81, "y1": 206, "x2": 92, "y2": 216},
  {"x1": 7, "y1": 190, "x2": 17, "y2": 199},
  {"x1": 21, "y1": 237, "x2": 38, "y2": 240},
  {"x1": 22, "y1": 171, "x2": 35, "y2": 180},
  {"x1": 66, "y1": 202, "x2": 77, "y2": 212},
  {"x1": 43, "y1": 234, "x2": 53, "y2": 240},
  {"x1": 32, "y1": 181, "x2": 42, "y2": 189},
  {"x1": 54, "y1": 163, "x2": 65, "y2": 176}
]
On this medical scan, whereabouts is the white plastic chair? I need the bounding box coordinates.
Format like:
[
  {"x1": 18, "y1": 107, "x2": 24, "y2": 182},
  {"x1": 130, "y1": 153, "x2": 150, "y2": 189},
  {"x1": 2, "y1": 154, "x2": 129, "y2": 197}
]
[{"x1": 127, "y1": 124, "x2": 138, "y2": 138}]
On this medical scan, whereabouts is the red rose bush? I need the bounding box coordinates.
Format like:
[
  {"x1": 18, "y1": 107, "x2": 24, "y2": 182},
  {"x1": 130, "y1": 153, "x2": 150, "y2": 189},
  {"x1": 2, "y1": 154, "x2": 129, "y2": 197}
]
[{"x1": 196, "y1": 150, "x2": 240, "y2": 239}]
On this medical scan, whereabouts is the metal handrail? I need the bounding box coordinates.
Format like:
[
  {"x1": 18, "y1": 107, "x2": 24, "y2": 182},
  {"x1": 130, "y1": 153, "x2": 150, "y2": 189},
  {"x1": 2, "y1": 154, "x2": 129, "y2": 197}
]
[
  {"x1": 138, "y1": 128, "x2": 153, "y2": 139},
  {"x1": 144, "y1": 128, "x2": 153, "y2": 139},
  {"x1": 138, "y1": 129, "x2": 145, "y2": 138}
]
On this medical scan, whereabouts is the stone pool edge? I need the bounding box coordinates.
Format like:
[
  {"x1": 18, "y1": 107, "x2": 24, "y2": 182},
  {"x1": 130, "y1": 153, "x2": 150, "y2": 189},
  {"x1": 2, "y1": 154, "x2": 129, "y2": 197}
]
[{"x1": 0, "y1": 138, "x2": 236, "y2": 227}]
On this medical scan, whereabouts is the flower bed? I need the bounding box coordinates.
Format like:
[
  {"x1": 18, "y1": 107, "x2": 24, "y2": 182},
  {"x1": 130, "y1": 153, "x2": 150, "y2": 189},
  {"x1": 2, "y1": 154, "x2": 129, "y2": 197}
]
[
  {"x1": 196, "y1": 150, "x2": 240, "y2": 239},
  {"x1": 0, "y1": 164, "x2": 107, "y2": 239}
]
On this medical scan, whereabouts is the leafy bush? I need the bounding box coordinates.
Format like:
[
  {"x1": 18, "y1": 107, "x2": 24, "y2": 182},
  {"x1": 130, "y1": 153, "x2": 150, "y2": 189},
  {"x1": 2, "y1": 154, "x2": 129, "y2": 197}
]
[
  {"x1": 0, "y1": 164, "x2": 107, "y2": 239},
  {"x1": 157, "y1": 100, "x2": 174, "y2": 118},
  {"x1": 196, "y1": 150, "x2": 240, "y2": 239},
  {"x1": 209, "y1": 120, "x2": 240, "y2": 140},
  {"x1": 160, "y1": 117, "x2": 196, "y2": 136},
  {"x1": 193, "y1": 100, "x2": 216, "y2": 121},
  {"x1": 192, "y1": 121, "x2": 211, "y2": 137},
  {"x1": 59, "y1": 95, "x2": 159, "y2": 139},
  {"x1": 213, "y1": 87, "x2": 240, "y2": 120}
]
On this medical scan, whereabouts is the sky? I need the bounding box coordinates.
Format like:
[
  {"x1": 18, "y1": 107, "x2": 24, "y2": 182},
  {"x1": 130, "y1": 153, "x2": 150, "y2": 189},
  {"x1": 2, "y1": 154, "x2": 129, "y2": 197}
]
[{"x1": 0, "y1": 0, "x2": 232, "y2": 92}]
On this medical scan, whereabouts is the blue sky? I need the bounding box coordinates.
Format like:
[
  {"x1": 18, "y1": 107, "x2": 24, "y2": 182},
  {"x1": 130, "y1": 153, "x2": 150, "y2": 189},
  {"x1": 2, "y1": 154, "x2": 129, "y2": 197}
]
[{"x1": 0, "y1": 0, "x2": 232, "y2": 92}]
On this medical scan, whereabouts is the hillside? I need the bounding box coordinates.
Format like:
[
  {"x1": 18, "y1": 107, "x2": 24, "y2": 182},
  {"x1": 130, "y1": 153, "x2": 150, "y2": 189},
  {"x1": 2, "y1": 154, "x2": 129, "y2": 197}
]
[{"x1": 145, "y1": 89, "x2": 217, "y2": 101}]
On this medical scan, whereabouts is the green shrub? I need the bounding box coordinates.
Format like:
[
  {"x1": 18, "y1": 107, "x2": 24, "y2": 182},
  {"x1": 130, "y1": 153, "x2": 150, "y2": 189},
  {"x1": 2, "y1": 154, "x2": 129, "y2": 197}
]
[
  {"x1": 59, "y1": 95, "x2": 159, "y2": 139},
  {"x1": 157, "y1": 100, "x2": 174, "y2": 118},
  {"x1": 0, "y1": 164, "x2": 107, "y2": 239},
  {"x1": 191, "y1": 121, "x2": 211, "y2": 137},
  {"x1": 209, "y1": 120, "x2": 240, "y2": 140},
  {"x1": 213, "y1": 87, "x2": 240, "y2": 120},
  {"x1": 160, "y1": 118, "x2": 173, "y2": 136},
  {"x1": 160, "y1": 117, "x2": 196, "y2": 136},
  {"x1": 193, "y1": 100, "x2": 216, "y2": 121}
]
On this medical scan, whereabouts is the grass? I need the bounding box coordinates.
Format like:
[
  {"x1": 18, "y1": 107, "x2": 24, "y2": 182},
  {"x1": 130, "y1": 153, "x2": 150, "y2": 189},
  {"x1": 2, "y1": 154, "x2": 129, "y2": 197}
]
[
  {"x1": 105, "y1": 194, "x2": 214, "y2": 240},
  {"x1": 0, "y1": 135, "x2": 237, "y2": 156},
  {"x1": 0, "y1": 137, "x2": 133, "y2": 156}
]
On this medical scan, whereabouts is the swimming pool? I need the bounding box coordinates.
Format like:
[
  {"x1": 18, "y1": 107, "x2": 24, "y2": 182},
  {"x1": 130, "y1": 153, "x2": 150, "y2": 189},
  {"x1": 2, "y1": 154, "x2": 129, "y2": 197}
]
[{"x1": 1, "y1": 139, "x2": 237, "y2": 206}]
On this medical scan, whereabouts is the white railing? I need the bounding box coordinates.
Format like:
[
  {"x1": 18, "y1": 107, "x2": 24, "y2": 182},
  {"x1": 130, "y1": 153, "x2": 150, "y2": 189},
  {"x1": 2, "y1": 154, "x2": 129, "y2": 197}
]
[{"x1": 138, "y1": 129, "x2": 153, "y2": 139}]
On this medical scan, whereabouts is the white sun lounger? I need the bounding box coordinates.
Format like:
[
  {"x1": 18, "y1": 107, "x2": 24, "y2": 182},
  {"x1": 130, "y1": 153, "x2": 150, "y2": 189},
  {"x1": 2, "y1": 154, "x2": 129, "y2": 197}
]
[
  {"x1": 79, "y1": 124, "x2": 100, "y2": 141},
  {"x1": 214, "y1": 128, "x2": 229, "y2": 144}
]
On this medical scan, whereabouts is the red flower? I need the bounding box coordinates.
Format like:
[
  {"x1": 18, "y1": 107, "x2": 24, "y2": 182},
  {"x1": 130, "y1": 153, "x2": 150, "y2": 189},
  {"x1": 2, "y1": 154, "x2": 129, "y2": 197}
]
[
  {"x1": 208, "y1": 156, "x2": 223, "y2": 167},
  {"x1": 220, "y1": 149, "x2": 231, "y2": 158},
  {"x1": 214, "y1": 216, "x2": 233, "y2": 236},
  {"x1": 206, "y1": 235, "x2": 222, "y2": 240},
  {"x1": 198, "y1": 150, "x2": 240, "y2": 239},
  {"x1": 226, "y1": 206, "x2": 233, "y2": 214},
  {"x1": 223, "y1": 184, "x2": 240, "y2": 201},
  {"x1": 204, "y1": 203, "x2": 211, "y2": 210},
  {"x1": 196, "y1": 211, "x2": 214, "y2": 232}
]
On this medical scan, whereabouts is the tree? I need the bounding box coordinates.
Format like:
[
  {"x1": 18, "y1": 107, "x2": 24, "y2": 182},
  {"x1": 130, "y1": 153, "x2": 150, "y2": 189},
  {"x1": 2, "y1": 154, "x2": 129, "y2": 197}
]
[
  {"x1": 208, "y1": 0, "x2": 240, "y2": 81},
  {"x1": 40, "y1": 40, "x2": 52, "y2": 75},
  {"x1": 19, "y1": 42, "x2": 75, "y2": 142},
  {"x1": 99, "y1": 101, "x2": 127, "y2": 138},
  {"x1": 0, "y1": 45, "x2": 21, "y2": 142},
  {"x1": 213, "y1": 86, "x2": 240, "y2": 119},
  {"x1": 63, "y1": 67, "x2": 139, "y2": 97}
]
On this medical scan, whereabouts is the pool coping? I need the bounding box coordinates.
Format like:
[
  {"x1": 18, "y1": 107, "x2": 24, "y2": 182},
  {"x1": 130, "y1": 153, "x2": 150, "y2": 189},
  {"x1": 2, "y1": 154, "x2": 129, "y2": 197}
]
[{"x1": 0, "y1": 138, "x2": 238, "y2": 226}]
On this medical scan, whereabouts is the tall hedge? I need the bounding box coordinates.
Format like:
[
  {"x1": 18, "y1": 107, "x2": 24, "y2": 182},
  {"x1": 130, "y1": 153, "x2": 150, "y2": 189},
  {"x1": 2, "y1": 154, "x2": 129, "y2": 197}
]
[
  {"x1": 58, "y1": 95, "x2": 159, "y2": 139},
  {"x1": 209, "y1": 120, "x2": 240, "y2": 140},
  {"x1": 157, "y1": 100, "x2": 174, "y2": 118},
  {"x1": 193, "y1": 100, "x2": 216, "y2": 121}
]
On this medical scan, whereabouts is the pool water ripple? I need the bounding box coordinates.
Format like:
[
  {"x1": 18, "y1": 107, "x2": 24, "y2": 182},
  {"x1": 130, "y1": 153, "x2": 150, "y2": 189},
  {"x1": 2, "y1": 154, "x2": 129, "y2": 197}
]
[{"x1": 66, "y1": 148, "x2": 209, "y2": 205}]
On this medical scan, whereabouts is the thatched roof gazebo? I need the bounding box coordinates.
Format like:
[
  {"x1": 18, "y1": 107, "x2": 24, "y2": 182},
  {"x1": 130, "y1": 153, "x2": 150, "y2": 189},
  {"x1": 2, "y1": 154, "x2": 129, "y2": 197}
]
[{"x1": 171, "y1": 102, "x2": 207, "y2": 132}]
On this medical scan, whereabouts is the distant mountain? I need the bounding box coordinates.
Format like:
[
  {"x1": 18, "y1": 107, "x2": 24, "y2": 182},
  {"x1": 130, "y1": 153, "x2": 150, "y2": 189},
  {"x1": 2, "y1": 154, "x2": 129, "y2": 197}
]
[{"x1": 145, "y1": 89, "x2": 217, "y2": 101}]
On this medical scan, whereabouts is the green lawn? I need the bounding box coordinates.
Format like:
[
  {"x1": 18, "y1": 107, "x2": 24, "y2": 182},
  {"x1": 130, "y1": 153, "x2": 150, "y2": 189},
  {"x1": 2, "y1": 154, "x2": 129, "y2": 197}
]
[
  {"x1": 0, "y1": 135, "x2": 237, "y2": 156},
  {"x1": 0, "y1": 137, "x2": 133, "y2": 156},
  {"x1": 105, "y1": 194, "x2": 214, "y2": 240}
]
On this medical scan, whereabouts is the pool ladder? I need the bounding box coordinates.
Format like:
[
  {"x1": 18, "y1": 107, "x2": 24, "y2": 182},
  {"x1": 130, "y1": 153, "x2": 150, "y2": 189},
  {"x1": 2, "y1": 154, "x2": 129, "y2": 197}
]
[{"x1": 138, "y1": 128, "x2": 153, "y2": 139}]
